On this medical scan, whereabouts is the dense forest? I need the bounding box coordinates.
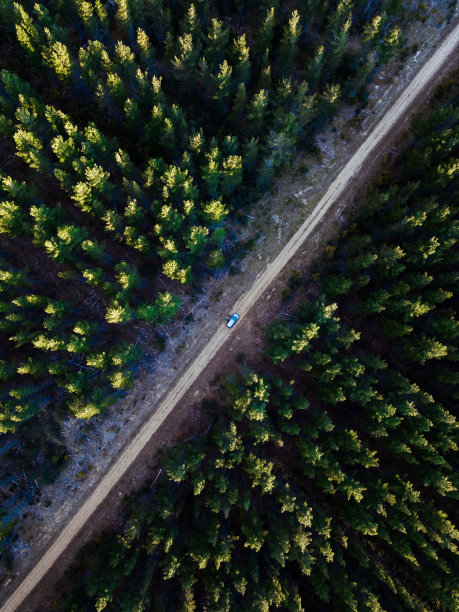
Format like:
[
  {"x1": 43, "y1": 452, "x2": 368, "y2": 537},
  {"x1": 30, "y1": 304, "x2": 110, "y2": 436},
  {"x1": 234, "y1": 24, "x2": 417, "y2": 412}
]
[
  {"x1": 0, "y1": 0, "x2": 413, "y2": 555},
  {"x1": 0, "y1": 0, "x2": 406, "y2": 430},
  {"x1": 56, "y1": 66, "x2": 459, "y2": 610}
]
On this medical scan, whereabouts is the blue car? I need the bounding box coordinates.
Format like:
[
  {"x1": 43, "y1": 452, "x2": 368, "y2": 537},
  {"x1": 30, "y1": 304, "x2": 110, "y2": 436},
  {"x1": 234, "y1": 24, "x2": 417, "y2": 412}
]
[{"x1": 226, "y1": 313, "x2": 240, "y2": 328}]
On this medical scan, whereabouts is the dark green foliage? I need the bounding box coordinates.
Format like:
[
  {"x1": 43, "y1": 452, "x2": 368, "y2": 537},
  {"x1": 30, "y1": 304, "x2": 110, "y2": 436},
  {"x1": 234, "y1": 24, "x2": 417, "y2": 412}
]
[
  {"x1": 0, "y1": 0, "x2": 408, "y2": 543},
  {"x1": 60, "y1": 73, "x2": 459, "y2": 611},
  {"x1": 0, "y1": 0, "x2": 407, "y2": 434}
]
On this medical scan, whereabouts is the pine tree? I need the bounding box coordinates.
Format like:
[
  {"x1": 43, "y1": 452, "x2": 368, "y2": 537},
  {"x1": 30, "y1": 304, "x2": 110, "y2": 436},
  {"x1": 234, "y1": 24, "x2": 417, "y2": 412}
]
[
  {"x1": 379, "y1": 26, "x2": 402, "y2": 64},
  {"x1": 323, "y1": 0, "x2": 352, "y2": 79},
  {"x1": 12, "y1": 3, "x2": 41, "y2": 57},
  {"x1": 256, "y1": 6, "x2": 275, "y2": 58},
  {"x1": 280, "y1": 9, "x2": 301, "y2": 70},
  {"x1": 221, "y1": 155, "x2": 243, "y2": 195},
  {"x1": 115, "y1": 0, "x2": 133, "y2": 39},
  {"x1": 212, "y1": 60, "x2": 233, "y2": 111},
  {"x1": 205, "y1": 18, "x2": 229, "y2": 71},
  {"x1": 201, "y1": 146, "x2": 221, "y2": 198},
  {"x1": 232, "y1": 34, "x2": 250, "y2": 85},
  {"x1": 42, "y1": 30, "x2": 73, "y2": 82},
  {"x1": 247, "y1": 89, "x2": 268, "y2": 136},
  {"x1": 306, "y1": 45, "x2": 325, "y2": 89}
]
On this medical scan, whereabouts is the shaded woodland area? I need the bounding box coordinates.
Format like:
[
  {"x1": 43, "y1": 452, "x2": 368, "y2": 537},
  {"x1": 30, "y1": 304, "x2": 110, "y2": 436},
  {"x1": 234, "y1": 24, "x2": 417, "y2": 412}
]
[{"x1": 57, "y1": 68, "x2": 459, "y2": 611}]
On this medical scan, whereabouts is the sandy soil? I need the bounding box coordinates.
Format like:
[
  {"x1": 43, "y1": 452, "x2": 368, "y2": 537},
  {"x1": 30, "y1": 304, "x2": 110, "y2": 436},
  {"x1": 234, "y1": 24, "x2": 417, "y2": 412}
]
[{"x1": 1, "y1": 2, "x2": 459, "y2": 610}]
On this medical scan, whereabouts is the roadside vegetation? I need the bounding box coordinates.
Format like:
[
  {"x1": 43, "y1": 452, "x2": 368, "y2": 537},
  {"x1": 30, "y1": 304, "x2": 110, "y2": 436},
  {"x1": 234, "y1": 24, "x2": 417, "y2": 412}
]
[
  {"x1": 56, "y1": 66, "x2": 459, "y2": 611},
  {"x1": 0, "y1": 0, "x2": 412, "y2": 554}
]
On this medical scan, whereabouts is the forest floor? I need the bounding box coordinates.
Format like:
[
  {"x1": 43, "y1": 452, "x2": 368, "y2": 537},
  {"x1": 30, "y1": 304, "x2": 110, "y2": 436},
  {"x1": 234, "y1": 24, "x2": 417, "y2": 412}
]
[{"x1": 1, "y1": 2, "x2": 459, "y2": 609}]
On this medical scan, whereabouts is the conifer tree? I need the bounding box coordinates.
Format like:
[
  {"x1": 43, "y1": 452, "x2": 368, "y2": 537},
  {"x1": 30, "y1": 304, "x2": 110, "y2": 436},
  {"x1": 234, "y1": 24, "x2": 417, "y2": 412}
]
[
  {"x1": 212, "y1": 59, "x2": 233, "y2": 111},
  {"x1": 205, "y1": 18, "x2": 229, "y2": 71},
  {"x1": 280, "y1": 9, "x2": 301, "y2": 70},
  {"x1": 256, "y1": 6, "x2": 276, "y2": 58}
]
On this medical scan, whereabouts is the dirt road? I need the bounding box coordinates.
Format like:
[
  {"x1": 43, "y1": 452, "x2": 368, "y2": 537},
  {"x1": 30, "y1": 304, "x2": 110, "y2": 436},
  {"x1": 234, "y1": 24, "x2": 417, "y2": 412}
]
[{"x1": 2, "y1": 18, "x2": 459, "y2": 612}]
